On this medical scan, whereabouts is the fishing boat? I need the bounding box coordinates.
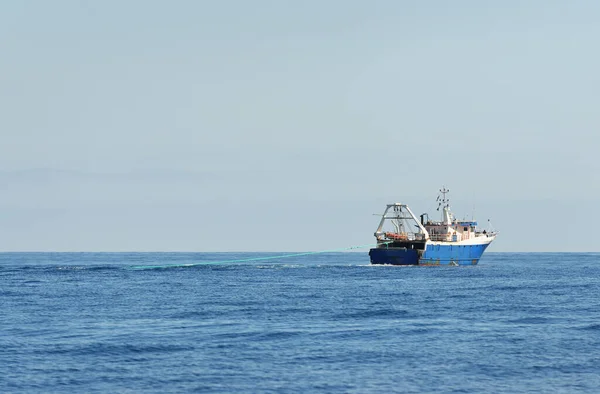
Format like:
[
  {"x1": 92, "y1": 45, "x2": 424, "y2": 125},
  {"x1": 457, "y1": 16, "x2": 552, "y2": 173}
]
[{"x1": 369, "y1": 187, "x2": 497, "y2": 265}]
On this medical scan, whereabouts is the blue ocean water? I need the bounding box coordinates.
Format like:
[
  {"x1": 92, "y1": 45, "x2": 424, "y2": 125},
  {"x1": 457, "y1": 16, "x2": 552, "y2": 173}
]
[{"x1": 2, "y1": 252, "x2": 600, "y2": 393}]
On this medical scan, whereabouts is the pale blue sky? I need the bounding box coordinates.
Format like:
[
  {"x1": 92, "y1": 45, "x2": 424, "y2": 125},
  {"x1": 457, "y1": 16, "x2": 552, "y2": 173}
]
[{"x1": 1, "y1": 1, "x2": 599, "y2": 251}]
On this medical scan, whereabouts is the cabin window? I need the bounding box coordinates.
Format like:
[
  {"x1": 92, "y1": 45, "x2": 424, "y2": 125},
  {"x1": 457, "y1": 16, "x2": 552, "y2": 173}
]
[{"x1": 464, "y1": 227, "x2": 468, "y2": 231}]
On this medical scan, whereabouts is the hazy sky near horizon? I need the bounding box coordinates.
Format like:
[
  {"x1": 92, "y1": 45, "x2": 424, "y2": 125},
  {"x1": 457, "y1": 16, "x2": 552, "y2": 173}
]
[{"x1": 1, "y1": 1, "x2": 599, "y2": 252}]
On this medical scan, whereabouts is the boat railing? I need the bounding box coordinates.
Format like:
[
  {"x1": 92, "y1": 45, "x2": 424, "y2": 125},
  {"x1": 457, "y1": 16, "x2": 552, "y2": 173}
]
[
  {"x1": 382, "y1": 232, "x2": 427, "y2": 241},
  {"x1": 429, "y1": 232, "x2": 496, "y2": 242},
  {"x1": 428, "y1": 234, "x2": 452, "y2": 242}
]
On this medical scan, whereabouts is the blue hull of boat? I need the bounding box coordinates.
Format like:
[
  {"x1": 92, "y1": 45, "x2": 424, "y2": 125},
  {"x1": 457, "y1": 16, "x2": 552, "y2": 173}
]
[{"x1": 369, "y1": 243, "x2": 491, "y2": 266}]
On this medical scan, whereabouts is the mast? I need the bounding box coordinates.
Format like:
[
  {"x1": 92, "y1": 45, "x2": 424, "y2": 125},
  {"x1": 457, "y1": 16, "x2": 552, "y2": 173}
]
[{"x1": 437, "y1": 186, "x2": 452, "y2": 225}]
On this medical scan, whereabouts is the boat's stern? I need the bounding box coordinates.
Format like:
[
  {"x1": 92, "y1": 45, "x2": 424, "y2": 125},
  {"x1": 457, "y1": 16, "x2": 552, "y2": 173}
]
[{"x1": 369, "y1": 247, "x2": 420, "y2": 265}]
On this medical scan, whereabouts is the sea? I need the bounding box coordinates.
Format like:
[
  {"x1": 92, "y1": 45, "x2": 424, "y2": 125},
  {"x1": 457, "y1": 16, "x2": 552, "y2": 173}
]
[{"x1": 2, "y1": 252, "x2": 600, "y2": 393}]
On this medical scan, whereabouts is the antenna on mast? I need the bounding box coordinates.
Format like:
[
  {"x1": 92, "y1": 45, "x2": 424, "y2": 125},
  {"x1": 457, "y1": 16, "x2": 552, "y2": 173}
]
[
  {"x1": 437, "y1": 186, "x2": 451, "y2": 223},
  {"x1": 437, "y1": 186, "x2": 450, "y2": 210}
]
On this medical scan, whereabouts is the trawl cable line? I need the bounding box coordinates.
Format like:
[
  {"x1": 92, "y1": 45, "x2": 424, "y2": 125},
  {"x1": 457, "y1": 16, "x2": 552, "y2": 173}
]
[{"x1": 130, "y1": 242, "x2": 390, "y2": 270}]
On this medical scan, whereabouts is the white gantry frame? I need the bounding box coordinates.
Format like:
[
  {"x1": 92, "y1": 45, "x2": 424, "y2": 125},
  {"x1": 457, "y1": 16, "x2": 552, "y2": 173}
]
[{"x1": 374, "y1": 203, "x2": 430, "y2": 241}]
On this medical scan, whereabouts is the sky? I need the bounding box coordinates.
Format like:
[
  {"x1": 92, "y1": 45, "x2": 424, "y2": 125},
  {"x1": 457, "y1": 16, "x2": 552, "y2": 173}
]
[{"x1": 1, "y1": 0, "x2": 599, "y2": 252}]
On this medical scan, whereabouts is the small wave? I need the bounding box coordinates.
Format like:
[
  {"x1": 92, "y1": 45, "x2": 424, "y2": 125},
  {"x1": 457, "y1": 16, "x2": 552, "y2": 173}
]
[
  {"x1": 255, "y1": 331, "x2": 301, "y2": 341},
  {"x1": 575, "y1": 323, "x2": 600, "y2": 331},
  {"x1": 56, "y1": 265, "x2": 121, "y2": 272},
  {"x1": 21, "y1": 279, "x2": 45, "y2": 284},
  {"x1": 493, "y1": 285, "x2": 522, "y2": 291},
  {"x1": 333, "y1": 308, "x2": 411, "y2": 320},
  {"x1": 366, "y1": 264, "x2": 417, "y2": 268},
  {"x1": 41, "y1": 342, "x2": 193, "y2": 357},
  {"x1": 506, "y1": 317, "x2": 554, "y2": 325},
  {"x1": 0, "y1": 265, "x2": 124, "y2": 273},
  {"x1": 212, "y1": 331, "x2": 259, "y2": 340},
  {"x1": 169, "y1": 311, "x2": 212, "y2": 319},
  {"x1": 210, "y1": 330, "x2": 301, "y2": 342}
]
